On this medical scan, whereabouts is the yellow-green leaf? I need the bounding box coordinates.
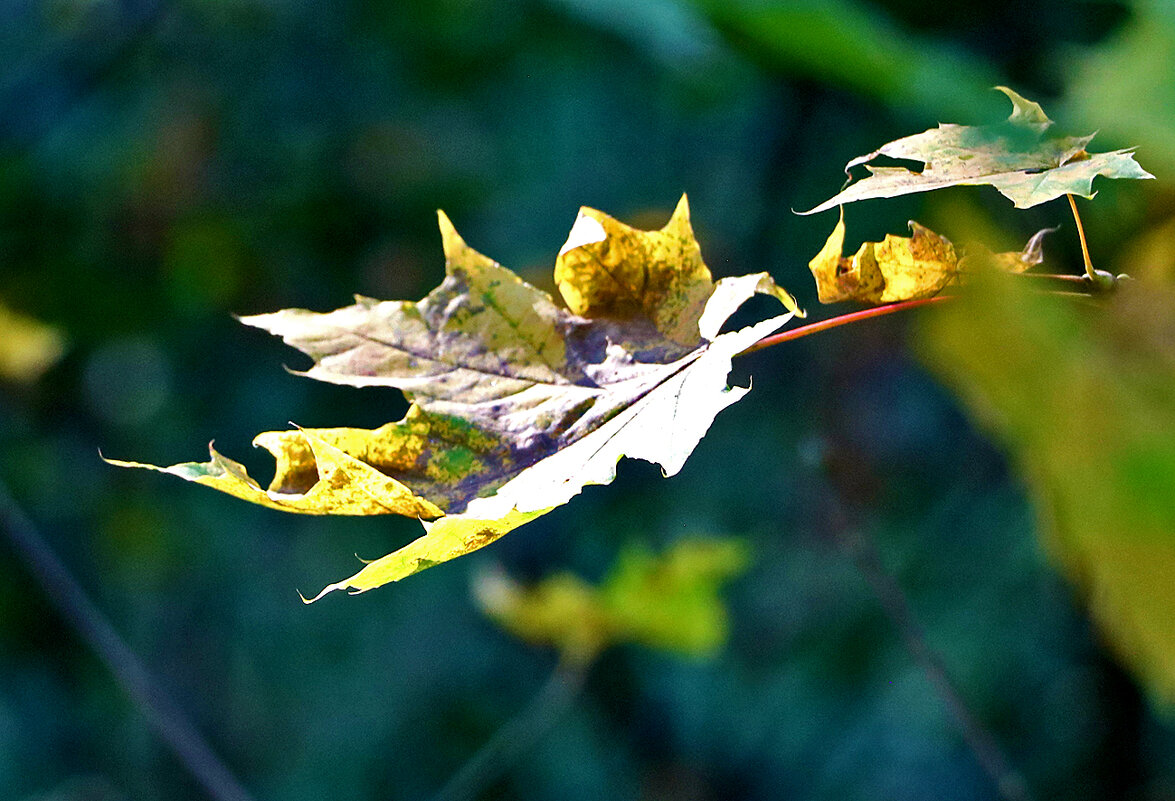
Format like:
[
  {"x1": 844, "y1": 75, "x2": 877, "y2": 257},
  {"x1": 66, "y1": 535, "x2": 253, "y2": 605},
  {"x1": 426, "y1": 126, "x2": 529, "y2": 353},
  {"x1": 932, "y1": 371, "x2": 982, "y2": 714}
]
[
  {"x1": 555, "y1": 195, "x2": 715, "y2": 346},
  {"x1": 807, "y1": 209, "x2": 881, "y2": 304},
  {"x1": 474, "y1": 538, "x2": 750, "y2": 665},
  {"x1": 0, "y1": 302, "x2": 66, "y2": 384},
  {"x1": 920, "y1": 278, "x2": 1175, "y2": 702},
  {"x1": 104, "y1": 429, "x2": 444, "y2": 518},
  {"x1": 801, "y1": 86, "x2": 1153, "y2": 214},
  {"x1": 111, "y1": 198, "x2": 798, "y2": 598}
]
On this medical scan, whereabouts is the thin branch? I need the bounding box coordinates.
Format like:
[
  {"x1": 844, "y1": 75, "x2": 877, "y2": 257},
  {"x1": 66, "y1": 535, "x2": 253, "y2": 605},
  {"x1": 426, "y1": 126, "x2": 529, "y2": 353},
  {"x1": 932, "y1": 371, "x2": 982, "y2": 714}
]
[
  {"x1": 1005, "y1": 272, "x2": 1087, "y2": 285},
  {"x1": 818, "y1": 433, "x2": 1035, "y2": 801},
  {"x1": 835, "y1": 525, "x2": 1035, "y2": 801},
  {"x1": 432, "y1": 659, "x2": 587, "y2": 801},
  {"x1": 738, "y1": 296, "x2": 953, "y2": 357},
  {"x1": 0, "y1": 479, "x2": 258, "y2": 801},
  {"x1": 740, "y1": 272, "x2": 1110, "y2": 359}
]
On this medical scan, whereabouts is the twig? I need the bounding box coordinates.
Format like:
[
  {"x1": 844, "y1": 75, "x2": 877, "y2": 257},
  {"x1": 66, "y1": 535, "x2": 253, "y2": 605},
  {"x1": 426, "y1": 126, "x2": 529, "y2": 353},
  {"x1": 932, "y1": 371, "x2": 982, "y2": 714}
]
[
  {"x1": 835, "y1": 525, "x2": 1035, "y2": 801},
  {"x1": 740, "y1": 272, "x2": 1111, "y2": 359},
  {"x1": 432, "y1": 658, "x2": 587, "y2": 801},
  {"x1": 739, "y1": 296, "x2": 953, "y2": 357},
  {"x1": 1008, "y1": 272, "x2": 1087, "y2": 285},
  {"x1": 817, "y1": 435, "x2": 1036, "y2": 801},
  {"x1": 0, "y1": 479, "x2": 257, "y2": 801}
]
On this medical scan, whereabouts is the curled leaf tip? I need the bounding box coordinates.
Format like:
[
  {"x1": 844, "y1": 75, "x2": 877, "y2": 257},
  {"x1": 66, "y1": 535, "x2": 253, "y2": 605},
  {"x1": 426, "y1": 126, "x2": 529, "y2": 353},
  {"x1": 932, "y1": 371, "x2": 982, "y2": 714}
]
[
  {"x1": 300, "y1": 584, "x2": 336, "y2": 603},
  {"x1": 558, "y1": 211, "x2": 607, "y2": 256}
]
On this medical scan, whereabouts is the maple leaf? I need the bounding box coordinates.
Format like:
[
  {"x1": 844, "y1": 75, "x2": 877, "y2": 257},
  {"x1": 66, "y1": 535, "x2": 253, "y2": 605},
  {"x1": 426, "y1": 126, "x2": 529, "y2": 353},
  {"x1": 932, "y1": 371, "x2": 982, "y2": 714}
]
[
  {"x1": 800, "y1": 86, "x2": 1153, "y2": 215},
  {"x1": 807, "y1": 210, "x2": 1052, "y2": 304},
  {"x1": 109, "y1": 197, "x2": 799, "y2": 598}
]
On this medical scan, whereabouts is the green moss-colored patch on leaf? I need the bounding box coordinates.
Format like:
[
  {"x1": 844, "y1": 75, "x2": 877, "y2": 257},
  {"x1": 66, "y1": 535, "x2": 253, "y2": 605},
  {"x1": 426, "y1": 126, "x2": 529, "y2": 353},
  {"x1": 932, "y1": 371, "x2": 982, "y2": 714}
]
[{"x1": 428, "y1": 445, "x2": 478, "y2": 484}]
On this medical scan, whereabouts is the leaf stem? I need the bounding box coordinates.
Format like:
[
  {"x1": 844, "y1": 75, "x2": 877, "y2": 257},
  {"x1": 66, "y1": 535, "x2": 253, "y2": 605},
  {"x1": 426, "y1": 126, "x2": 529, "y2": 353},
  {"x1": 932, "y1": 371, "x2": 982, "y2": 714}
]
[
  {"x1": 738, "y1": 296, "x2": 953, "y2": 357},
  {"x1": 1067, "y1": 193, "x2": 1096, "y2": 280}
]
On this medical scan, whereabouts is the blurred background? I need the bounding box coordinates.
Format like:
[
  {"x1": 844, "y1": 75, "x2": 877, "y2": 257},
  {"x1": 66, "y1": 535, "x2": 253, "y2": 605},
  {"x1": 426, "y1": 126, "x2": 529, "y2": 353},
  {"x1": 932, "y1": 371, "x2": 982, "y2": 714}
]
[{"x1": 3, "y1": 0, "x2": 1175, "y2": 799}]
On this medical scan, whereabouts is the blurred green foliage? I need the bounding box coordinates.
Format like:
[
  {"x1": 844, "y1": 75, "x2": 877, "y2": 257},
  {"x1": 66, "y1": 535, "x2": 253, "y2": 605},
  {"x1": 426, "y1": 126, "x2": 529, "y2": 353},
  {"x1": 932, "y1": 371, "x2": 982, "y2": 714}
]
[
  {"x1": 2, "y1": 1, "x2": 1173, "y2": 800},
  {"x1": 1065, "y1": 0, "x2": 1175, "y2": 179},
  {"x1": 476, "y1": 538, "x2": 750, "y2": 665},
  {"x1": 922, "y1": 278, "x2": 1175, "y2": 703}
]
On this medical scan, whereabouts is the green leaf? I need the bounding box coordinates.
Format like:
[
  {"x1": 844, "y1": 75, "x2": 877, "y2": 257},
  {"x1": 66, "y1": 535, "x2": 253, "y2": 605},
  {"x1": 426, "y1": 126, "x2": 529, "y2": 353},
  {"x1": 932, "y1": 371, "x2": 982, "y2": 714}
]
[
  {"x1": 801, "y1": 86, "x2": 1153, "y2": 214},
  {"x1": 474, "y1": 537, "x2": 751, "y2": 665},
  {"x1": 110, "y1": 197, "x2": 798, "y2": 598},
  {"x1": 920, "y1": 277, "x2": 1175, "y2": 702}
]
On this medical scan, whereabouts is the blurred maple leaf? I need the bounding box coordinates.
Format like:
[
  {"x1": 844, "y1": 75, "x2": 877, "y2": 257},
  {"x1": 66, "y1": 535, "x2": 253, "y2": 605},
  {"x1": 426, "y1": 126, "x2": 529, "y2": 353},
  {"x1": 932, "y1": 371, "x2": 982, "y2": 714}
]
[
  {"x1": 922, "y1": 277, "x2": 1175, "y2": 702},
  {"x1": 475, "y1": 537, "x2": 750, "y2": 665}
]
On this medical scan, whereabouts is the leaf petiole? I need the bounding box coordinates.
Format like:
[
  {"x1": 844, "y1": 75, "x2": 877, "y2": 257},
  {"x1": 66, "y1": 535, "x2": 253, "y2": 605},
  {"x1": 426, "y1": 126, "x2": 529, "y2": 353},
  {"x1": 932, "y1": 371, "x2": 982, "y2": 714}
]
[
  {"x1": 738, "y1": 296, "x2": 953, "y2": 357},
  {"x1": 1067, "y1": 193, "x2": 1096, "y2": 280}
]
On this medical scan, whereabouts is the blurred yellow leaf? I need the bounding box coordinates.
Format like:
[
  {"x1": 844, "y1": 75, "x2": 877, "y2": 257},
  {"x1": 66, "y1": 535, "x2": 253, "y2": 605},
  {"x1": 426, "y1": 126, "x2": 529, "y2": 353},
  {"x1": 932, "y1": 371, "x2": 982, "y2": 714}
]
[
  {"x1": 920, "y1": 278, "x2": 1175, "y2": 702},
  {"x1": 474, "y1": 538, "x2": 750, "y2": 665},
  {"x1": 1113, "y1": 215, "x2": 1175, "y2": 285},
  {"x1": 0, "y1": 302, "x2": 66, "y2": 384},
  {"x1": 111, "y1": 198, "x2": 798, "y2": 598}
]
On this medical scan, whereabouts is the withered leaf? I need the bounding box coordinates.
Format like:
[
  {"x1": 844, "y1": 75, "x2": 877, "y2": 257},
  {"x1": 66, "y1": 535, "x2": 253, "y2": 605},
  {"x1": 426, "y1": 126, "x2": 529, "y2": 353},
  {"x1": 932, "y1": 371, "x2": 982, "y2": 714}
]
[
  {"x1": 808, "y1": 211, "x2": 1055, "y2": 304},
  {"x1": 110, "y1": 197, "x2": 799, "y2": 598},
  {"x1": 957, "y1": 226, "x2": 1055, "y2": 275}
]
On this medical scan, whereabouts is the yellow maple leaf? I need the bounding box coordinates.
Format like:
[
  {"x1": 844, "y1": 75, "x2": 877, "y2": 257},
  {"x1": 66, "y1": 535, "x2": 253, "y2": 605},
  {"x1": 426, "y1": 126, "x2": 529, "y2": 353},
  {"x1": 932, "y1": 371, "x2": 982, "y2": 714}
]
[{"x1": 110, "y1": 197, "x2": 800, "y2": 598}]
